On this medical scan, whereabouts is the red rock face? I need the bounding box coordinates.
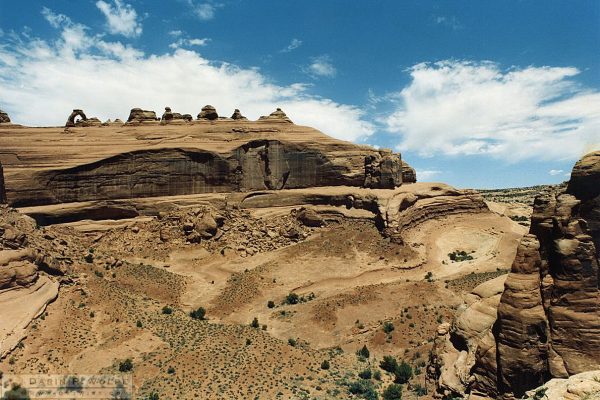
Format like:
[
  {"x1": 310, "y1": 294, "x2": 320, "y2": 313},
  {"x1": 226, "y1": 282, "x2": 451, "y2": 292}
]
[
  {"x1": 0, "y1": 161, "x2": 6, "y2": 204},
  {"x1": 473, "y1": 151, "x2": 600, "y2": 398}
]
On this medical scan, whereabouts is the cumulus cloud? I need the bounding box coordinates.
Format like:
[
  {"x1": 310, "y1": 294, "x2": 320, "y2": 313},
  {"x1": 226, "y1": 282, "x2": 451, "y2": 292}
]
[
  {"x1": 186, "y1": 1, "x2": 220, "y2": 21},
  {"x1": 281, "y1": 38, "x2": 302, "y2": 53},
  {"x1": 169, "y1": 37, "x2": 210, "y2": 49},
  {"x1": 548, "y1": 169, "x2": 564, "y2": 176},
  {"x1": 385, "y1": 60, "x2": 600, "y2": 162},
  {"x1": 306, "y1": 55, "x2": 337, "y2": 78},
  {"x1": 0, "y1": 8, "x2": 373, "y2": 143},
  {"x1": 95, "y1": 0, "x2": 142, "y2": 38}
]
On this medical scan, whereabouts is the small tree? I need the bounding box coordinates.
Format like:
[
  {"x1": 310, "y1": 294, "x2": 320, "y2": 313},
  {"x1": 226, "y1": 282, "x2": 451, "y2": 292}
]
[
  {"x1": 267, "y1": 300, "x2": 275, "y2": 308},
  {"x1": 190, "y1": 307, "x2": 206, "y2": 320},
  {"x1": 358, "y1": 368, "x2": 372, "y2": 379},
  {"x1": 2, "y1": 384, "x2": 30, "y2": 400},
  {"x1": 161, "y1": 306, "x2": 173, "y2": 315},
  {"x1": 119, "y1": 358, "x2": 133, "y2": 372},
  {"x1": 383, "y1": 321, "x2": 395, "y2": 334},
  {"x1": 380, "y1": 355, "x2": 399, "y2": 373},
  {"x1": 250, "y1": 317, "x2": 259, "y2": 328},
  {"x1": 288, "y1": 338, "x2": 297, "y2": 347},
  {"x1": 393, "y1": 361, "x2": 413, "y2": 384},
  {"x1": 285, "y1": 293, "x2": 300, "y2": 305},
  {"x1": 383, "y1": 383, "x2": 403, "y2": 400},
  {"x1": 357, "y1": 345, "x2": 370, "y2": 359},
  {"x1": 320, "y1": 360, "x2": 330, "y2": 370}
]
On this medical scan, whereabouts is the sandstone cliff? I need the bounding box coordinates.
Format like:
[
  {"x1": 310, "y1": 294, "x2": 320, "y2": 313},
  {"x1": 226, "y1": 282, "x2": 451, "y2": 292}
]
[
  {"x1": 0, "y1": 121, "x2": 414, "y2": 207},
  {"x1": 469, "y1": 151, "x2": 600, "y2": 398}
]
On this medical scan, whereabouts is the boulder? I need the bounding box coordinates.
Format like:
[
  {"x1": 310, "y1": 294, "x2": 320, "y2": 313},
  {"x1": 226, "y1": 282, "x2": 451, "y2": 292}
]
[
  {"x1": 65, "y1": 109, "x2": 87, "y2": 127},
  {"x1": 197, "y1": 105, "x2": 218, "y2": 120},
  {"x1": 162, "y1": 107, "x2": 193, "y2": 122},
  {"x1": 259, "y1": 108, "x2": 292, "y2": 123},
  {"x1": 364, "y1": 150, "x2": 402, "y2": 188},
  {"x1": 162, "y1": 106, "x2": 174, "y2": 121},
  {"x1": 0, "y1": 109, "x2": 11, "y2": 123},
  {"x1": 401, "y1": 161, "x2": 417, "y2": 183},
  {"x1": 296, "y1": 208, "x2": 324, "y2": 227},
  {"x1": 231, "y1": 109, "x2": 247, "y2": 120},
  {"x1": 127, "y1": 108, "x2": 158, "y2": 122}
]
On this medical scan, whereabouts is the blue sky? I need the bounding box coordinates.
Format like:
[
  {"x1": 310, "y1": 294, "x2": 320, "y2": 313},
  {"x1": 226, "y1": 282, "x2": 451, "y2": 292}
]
[{"x1": 0, "y1": 1, "x2": 599, "y2": 188}]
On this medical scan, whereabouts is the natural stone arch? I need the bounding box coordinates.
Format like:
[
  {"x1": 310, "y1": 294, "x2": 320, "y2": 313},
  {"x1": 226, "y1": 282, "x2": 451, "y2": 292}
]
[{"x1": 65, "y1": 109, "x2": 87, "y2": 127}]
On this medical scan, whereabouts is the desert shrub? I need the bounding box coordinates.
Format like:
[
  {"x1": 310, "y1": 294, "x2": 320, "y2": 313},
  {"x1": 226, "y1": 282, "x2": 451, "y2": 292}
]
[
  {"x1": 119, "y1": 358, "x2": 133, "y2": 372},
  {"x1": 161, "y1": 306, "x2": 173, "y2": 315},
  {"x1": 267, "y1": 300, "x2": 275, "y2": 308},
  {"x1": 246, "y1": 338, "x2": 252, "y2": 345},
  {"x1": 320, "y1": 360, "x2": 330, "y2": 370},
  {"x1": 189, "y1": 307, "x2": 206, "y2": 320},
  {"x1": 382, "y1": 383, "x2": 403, "y2": 400},
  {"x1": 348, "y1": 379, "x2": 378, "y2": 400},
  {"x1": 413, "y1": 384, "x2": 427, "y2": 396},
  {"x1": 393, "y1": 361, "x2": 413, "y2": 384},
  {"x1": 356, "y1": 345, "x2": 370, "y2": 359},
  {"x1": 285, "y1": 293, "x2": 300, "y2": 305},
  {"x1": 147, "y1": 393, "x2": 159, "y2": 400},
  {"x1": 373, "y1": 370, "x2": 382, "y2": 380},
  {"x1": 2, "y1": 384, "x2": 30, "y2": 400},
  {"x1": 288, "y1": 338, "x2": 297, "y2": 347},
  {"x1": 167, "y1": 366, "x2": 175, "y2": 374},
  {"x1": 380, "y1": 355, "x2": 399, "y2": 373},
  {"x1": 136, "y1": 320, "x2": 143, "y2": 328},
  {"x1": 448, "y1": 250, "x2": 473, "y2": 262},
  {"x1": 532, "y1": 387, "x2": 548, "y2": 400},
  {"x1": 250, "y1": 317, "x2": 259, "y2": 328},
  {"x1": 383, "y1": 321, "x2": 395, "y2": 334},
  {"x1": 358, "y1": 368, "x2": 372, "y2": 379}
]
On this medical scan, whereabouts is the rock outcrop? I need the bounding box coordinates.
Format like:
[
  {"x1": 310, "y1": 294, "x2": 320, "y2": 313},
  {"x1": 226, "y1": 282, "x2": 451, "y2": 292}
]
[
  {"x1": 197, "y1": 105, "x2": 218, "y2": 120},
  {"x1": 468, "y1": 151, "x2": 600, "y2": 398},
  {"x1": 161, "y1": 107, "x2": 193, "y2": 122},
  {"x1": 1, "y1": 120, "x2": 418, "y2": 207},
  {"x1": 0, "y1": 161, "x2": 6, "y2": 204},
  {"x1": 526, "y1": 370, "x2": 600, "y2": 400},
  {"x1": 0, "y1": 109, "x2": 11, "y2": 123},
  {"x1": 65, "y1": 109, "x2": 87, "y2": 127},
  {"x1": 127, "y1": 108, "x2": 158, "y2": 123},
  {"x1": 231, "y1": 109, "x2": 247, "y2": 120},
  {"x1": 401, "y1": 161, "x2": 416, "y2": 183},
  {"x1": 259, "y1": 108, "x2": 292, "y2": 123}
]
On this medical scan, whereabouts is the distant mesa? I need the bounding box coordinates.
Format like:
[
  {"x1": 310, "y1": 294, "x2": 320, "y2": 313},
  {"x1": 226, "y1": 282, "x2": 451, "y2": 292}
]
[
  {"x1": 0, "y1": 109, "x2": 10, "y2": 124},
  {"x1": 259, "y1": 108, "x2": 292, "y2": 123},
  {"x1": 161, "y1": 106, "x2": 193, "y2": 123},
  {"x1": 231, "y1": 109, "x2": 247, "y2": 120},
  {"x1": 127, "y1": 108, "x2": 158, "y2": 123},
  {"x1": 197, "y1": 105, "x2": 218, "y2": 120}
]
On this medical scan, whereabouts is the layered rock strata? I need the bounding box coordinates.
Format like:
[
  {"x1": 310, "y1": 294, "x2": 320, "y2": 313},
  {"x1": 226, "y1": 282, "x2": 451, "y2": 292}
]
[
  {"x1": 0, "y1": 122, "x2": 416, "y2": 207},
  {"x1": 468, "y1": 151, "x2": 600, "y2": 398}
]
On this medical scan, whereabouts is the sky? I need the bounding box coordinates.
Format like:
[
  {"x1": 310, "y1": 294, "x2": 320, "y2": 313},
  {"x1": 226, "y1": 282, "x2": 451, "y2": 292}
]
[{"x1": 0, "y1": 1, "x2": 599, "y2": 188}]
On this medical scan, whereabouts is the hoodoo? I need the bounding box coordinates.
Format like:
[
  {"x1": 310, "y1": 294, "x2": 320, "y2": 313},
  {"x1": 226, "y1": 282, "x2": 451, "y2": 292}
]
[{"x1": 197, "y1": 105, "x2": 218, "y2": 120}]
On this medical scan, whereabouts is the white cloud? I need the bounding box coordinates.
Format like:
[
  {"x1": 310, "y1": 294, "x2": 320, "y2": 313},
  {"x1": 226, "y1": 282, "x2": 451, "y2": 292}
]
[
  {"x1": 168, "y1": 30, "x2": 183, "y2": 37},
  {"x1": 95, "y1": 0, "x2": 142, "y2": 38},
  {"x1": 385, "y1": 60, "x2": 600, "y2": 162},
  {"x1": 433, "y1": 15, "x2": 463, "y2": 30},
  {"x1": 415, "y1": 169, "x2": 441, "y2": 181},
  {"x1": 548, "y1": 169, "x2": 564, "y2": 176},
  {"x1": 0, "y1": 9, "x2": 373, "y2": 143},
  {"x1": 189, "y1": 2, "x2": 219, "y2": 21},
  {"x1": 306, "y1": 55, "x2": 336, "y2": 78},
  {"x1": 281, "y1": 38, "x2": 302, "y2": 53},
  {"x1": 169, "y1": 37, "x2": 210, "y2": 49}
]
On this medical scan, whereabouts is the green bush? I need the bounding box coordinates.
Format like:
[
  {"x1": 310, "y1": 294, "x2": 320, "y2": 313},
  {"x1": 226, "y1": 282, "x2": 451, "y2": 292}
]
[
  {"x1": 250, "y1": 317, "x2": 259, "y2": 328},
  {"x1": 448, "y1": 250, "x2": 474, "y2": 262},
  {"x1": 189, "y1": 307, "x2": 206, "y2": 320},
  {"x1": 348, "y1": 379, "x2": 378, "y2": 400},
  {"x1": 320, "y1": 360, "x2": 330, "y2": 370},
  {"x1": 373, "y1": 370, "x2": 382, "y2": 380},
  {"x1": 288, "y1": 338, "x2": 297, "y2": 347},
  {"x1": 393, "y1": 361, "x2": 413, "y2": 384},
  {"x1": 119, "y1": 358, "x2": 133, "y2": 372},
  {"x1": 147, "y1": 393, "x2": 159, "y2": 400},
  {"x1": 358, "y1": 368, "x2": 372, "y2": 379},
  {"x1": 285, "y1": 293, "x2": 300, "y2": 305},
  {"x1": 382, "y1": 383, "x2": 403, "y2": 400},
  {"x1": 2, "y1": 384, "x2": 30, "y2": 400},
  {"x1": 267, "y1": 300, "x2": 275, "y2": 308},
  {"x1": 380, "y1": 355, "x2": 399, "y2": 373},
  {"x1": 383, "y1": 321, "x2": 395, "y2": 334},
  {"x1": 161, "y1": 306, "x2": 173, "y2": 315},
  {"x1": 356, "y1": 345, "x2": 370, "y2": 359}
]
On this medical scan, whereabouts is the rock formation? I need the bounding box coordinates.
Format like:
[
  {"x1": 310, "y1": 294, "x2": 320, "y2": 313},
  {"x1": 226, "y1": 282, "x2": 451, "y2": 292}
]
[
  {"x1": 259, "y1": 108, "x2": 292, "y2": 123},
  {"x1": 0, "y1": 161, "x2": 6, "y2": 204},
  {"x1": 0, "y1": 109, "x2": 11, "y2": 123},
  {"x1": 0, "y1": 119, "x2": 419, "y2": 207},
  {"x1": 401, "y1": 161, "x2": 417, "y2": 183},
  {"x1": 65, "y1": 109, "x2": 87, "y2": 127},
  {"x1": 127, "y1": 108, "x2": 158, "y2": 123},
  {"x1": 162, "y1": 107, "x2": 193, "y2": 122},
  {"x1": 197, "y1": 105, "x2": 218, "y2": 120},
  {"x1": 364, "y1": 150, "x2": 402, "y2": 188},
  {"x1": 231, "y1": 109, "x2": 247, "y2": 120},
  {"x1": 466, "y1": 151, "x2": 600, "y2": 398}
]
